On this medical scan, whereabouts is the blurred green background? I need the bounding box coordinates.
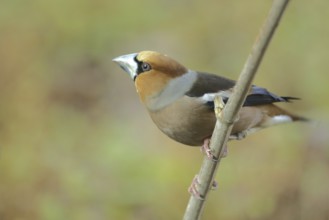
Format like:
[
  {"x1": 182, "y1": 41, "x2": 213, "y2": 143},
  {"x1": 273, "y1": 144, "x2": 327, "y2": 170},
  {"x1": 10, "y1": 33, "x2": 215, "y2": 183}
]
[{"x1": 1, "y1": 0, "x2": 328, "y2": 219}]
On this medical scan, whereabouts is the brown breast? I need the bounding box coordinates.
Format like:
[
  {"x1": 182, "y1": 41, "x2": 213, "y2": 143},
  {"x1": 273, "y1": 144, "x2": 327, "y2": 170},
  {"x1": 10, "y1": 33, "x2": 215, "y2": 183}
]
[
  {"x1": 147, "y1": 97, "x2": 283, "y2": 146},
  {"x1": 148, "y1": 96, "x2": 216, "y2": 146}
]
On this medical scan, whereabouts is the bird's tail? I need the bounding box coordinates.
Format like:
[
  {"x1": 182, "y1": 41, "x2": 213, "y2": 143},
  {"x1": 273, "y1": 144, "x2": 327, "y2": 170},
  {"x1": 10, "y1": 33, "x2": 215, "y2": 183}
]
[
  {"x1": 290, "y1": 114, "x2": 309, "y2": 122},
  {"x1": 267, "y1": 104, "x2": 309, "y2": 123},
  {"x1": 281, "y1": 96, "x2": 301, "y2": 102},
  {"x1": 276, "y1": 97, "x2": 309, "y2": 122}
]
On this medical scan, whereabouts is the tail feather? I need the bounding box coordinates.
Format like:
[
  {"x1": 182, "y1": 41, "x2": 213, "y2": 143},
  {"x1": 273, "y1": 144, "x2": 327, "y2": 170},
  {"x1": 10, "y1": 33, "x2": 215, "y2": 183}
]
[
  {"x1": 281, "y1": 96, "x2": 301, "y2": 102},
  {"x1": 275, "y1": 97, "x2": 309, "y2": 121},
  {"x1": 264, "y1": 104, "x2": 309, "y2": 123},
  {"x1": 290, "y1": 114, "x2": 309, "y2": 122}
]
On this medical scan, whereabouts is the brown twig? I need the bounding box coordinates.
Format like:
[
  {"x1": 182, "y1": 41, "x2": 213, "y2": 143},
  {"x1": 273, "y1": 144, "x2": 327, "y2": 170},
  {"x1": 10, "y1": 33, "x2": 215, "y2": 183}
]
[{"x1": 183, "y1": 0, "x2": 290, "y2": 219}]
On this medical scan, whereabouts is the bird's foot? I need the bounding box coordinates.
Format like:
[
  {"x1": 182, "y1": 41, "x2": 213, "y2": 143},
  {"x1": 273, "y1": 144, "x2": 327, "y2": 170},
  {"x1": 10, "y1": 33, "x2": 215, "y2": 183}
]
[
  {"x1": 201, "y1": 138, "x2": 228, "y2": 160},
  {"x1": 200, "y1": 139, "x2": 217, "y2": 161},
  {"x1": 188, "y1": 175, "x2": 218, "y2": 200},
  {"x1": 188, "y1": 175, "x2": 204, "y2": 200}
]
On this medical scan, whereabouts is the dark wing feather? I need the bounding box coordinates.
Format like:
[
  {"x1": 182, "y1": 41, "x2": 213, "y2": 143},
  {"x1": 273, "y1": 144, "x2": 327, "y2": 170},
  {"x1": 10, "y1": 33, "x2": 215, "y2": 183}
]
[
  {"x1": 186, "y1": 72, "x2": 299, "y2": 107},
  {"x1": 185, "y1": 72, "x2": 235, "y2": 97},
  {"x1": 243, "y1": 85, "x2": 300, "y2": 106}
]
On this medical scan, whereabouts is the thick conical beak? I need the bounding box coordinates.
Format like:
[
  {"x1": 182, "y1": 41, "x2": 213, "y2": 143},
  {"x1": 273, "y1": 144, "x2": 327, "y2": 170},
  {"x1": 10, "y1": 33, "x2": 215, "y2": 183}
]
[{"x1": 112, "y1": 53, "x2": 138, "y2": 80}]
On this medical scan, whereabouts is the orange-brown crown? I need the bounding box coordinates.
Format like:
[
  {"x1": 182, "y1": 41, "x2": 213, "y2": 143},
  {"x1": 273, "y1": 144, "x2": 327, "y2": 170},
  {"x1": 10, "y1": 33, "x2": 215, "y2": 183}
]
[{"x1": 135, "y1": 51, "x2": 188, "y2": 104}]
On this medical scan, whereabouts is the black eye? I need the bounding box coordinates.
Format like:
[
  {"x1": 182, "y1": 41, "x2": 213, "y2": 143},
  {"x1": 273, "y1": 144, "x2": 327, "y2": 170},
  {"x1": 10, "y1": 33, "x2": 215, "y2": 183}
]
[{"x1": 141, "y1": 62, "x2": 151, "y2": 72}]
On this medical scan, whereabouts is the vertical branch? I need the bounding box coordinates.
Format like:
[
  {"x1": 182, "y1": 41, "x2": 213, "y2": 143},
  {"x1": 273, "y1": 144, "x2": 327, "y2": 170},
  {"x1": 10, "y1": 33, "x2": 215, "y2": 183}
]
[{"x1": 183, "y1": 0, "x2": 290, "y2": 219}]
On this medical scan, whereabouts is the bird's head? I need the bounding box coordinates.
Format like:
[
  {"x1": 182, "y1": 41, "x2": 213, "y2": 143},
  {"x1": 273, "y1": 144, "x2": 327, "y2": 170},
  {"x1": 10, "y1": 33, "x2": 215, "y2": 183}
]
[
  {"x1": 113, "y1": 51, "x2": 187, "y2": 81},
  {"x1": 113, "y1": 51, "x2": 197, "y2": 111}
]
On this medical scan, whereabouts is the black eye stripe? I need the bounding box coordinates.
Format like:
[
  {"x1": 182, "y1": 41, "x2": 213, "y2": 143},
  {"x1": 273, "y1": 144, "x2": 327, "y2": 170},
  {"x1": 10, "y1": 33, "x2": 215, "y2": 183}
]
[
  {"x1": 134, "y1": 56, "x2": 152, "y2": 75},
  {"x1": 134, "y1": 56, "x2": 144, "y2": 75},
  {"x1": 133, "y1": 56, "x2": 142, "y2": 74}
]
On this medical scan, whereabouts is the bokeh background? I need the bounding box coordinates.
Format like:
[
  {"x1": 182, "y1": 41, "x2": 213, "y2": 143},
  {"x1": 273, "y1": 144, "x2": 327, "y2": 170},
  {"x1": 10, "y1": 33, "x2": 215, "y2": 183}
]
[{"x1": 1, "y1": 0, "x2": 329, "y2": 219}]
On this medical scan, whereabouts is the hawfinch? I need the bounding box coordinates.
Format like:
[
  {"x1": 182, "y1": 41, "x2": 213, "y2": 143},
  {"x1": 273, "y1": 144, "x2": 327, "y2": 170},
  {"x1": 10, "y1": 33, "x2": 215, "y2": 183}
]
[{"x1": 113, "y1": 51, "x2": 306, "y2": 147}]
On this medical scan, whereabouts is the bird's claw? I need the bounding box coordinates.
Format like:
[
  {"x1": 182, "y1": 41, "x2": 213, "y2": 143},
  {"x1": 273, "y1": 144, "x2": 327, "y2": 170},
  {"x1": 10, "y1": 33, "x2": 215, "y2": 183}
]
[
  {"x1": 200, "y1": 139, "x2": 218, "y2": 161},
  {"x1": 188, "y1": 175, "x2": 218, "y2": 199},
  {"x1": 201, "y1": 139, "x2": 228, "y2": 160},
  {"x1": 188, "y1": 175, "x2": 205, "y2": 200}
]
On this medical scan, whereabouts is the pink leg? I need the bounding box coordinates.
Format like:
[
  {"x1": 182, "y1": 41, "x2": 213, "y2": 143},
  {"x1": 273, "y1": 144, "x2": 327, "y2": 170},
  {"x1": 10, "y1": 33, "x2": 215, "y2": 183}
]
[
  {"x1": 188, "y1": 175, "x2": 218, "y2": 199},
  {"x1": 201, "y1": 139, "x2": 228, "y2": 160},
  {"x1": 200, "y1": 138, "x2": 213, "y2": 159},
  {"x1": 188, "y1": 175, "x2": 204, "y2": 200}
]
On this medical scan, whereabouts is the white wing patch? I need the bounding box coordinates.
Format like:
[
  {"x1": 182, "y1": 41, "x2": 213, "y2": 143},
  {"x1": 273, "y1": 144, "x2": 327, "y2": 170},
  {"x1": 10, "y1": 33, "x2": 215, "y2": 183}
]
[{"x1": 200, "y1": 91, "x2": 232, "y2": 103}]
